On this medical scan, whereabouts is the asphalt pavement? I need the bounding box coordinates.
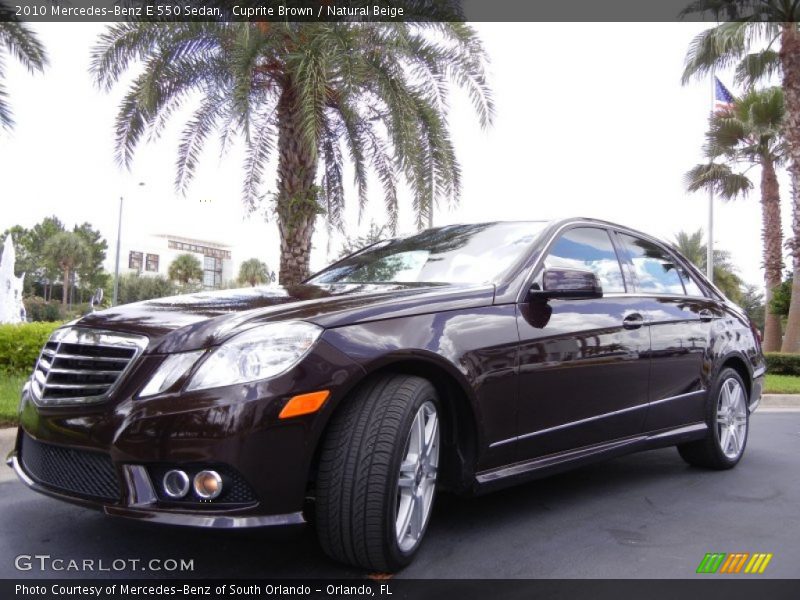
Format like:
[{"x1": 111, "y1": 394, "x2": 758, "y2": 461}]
[{"x1": 1, "y1": 412, "x2": 798, "y2": 579}]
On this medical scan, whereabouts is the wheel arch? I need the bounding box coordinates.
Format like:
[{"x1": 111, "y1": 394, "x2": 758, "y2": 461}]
[
  {"x1": 717, "y1": 352, "x2": 753, "y2": 400},
  {"x1": 309, "y1": 354, "x2": 481, "y2": 495}
]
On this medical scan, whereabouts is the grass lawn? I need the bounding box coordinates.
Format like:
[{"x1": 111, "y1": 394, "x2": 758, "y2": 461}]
[
  {"x1": 764, "y1": 373, "x2": 800, "y2": 394},
  {"x1": 0, "y1": 371, "x2": 26, "y2": 427}
]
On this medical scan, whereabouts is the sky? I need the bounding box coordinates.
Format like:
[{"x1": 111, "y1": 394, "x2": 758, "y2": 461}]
[{"x1": 0, "y1": 22, "x2": 789, "y2": 289}]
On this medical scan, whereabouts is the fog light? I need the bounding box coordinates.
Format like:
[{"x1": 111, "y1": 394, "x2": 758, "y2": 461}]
[
  {"x1": 194, "y1": 470, "x2": 223, "y2": 500},
  {"x1": 162, "y1": 470, "x2": 190, "y2": 499}
]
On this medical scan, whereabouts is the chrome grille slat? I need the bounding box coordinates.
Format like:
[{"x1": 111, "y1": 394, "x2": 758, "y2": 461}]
[
  {"x1": 33, "y1": 369, "x2": 47, "y2": 387},
  {"x1": 44, "y1": 382, "x2": 111, "y2": 390},
  {"x1": 49, "y1": 352, "x2": 132, "y2": 363},
  {"x1": 48, "y1": 368, "x2": 122, "y2": 376},
  {"x1": 30, "y1": 327, "x2": 148, "y2": 407}
]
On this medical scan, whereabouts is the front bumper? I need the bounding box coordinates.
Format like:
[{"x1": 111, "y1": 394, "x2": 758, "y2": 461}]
[
  {"x1": 749, "y1": 365, "x2": 766, "y2": 413},
  {"x1": 7, "y1": 452, "x2": 303, "y2": 528},
  {"x1": 8, "y1": 338, "x2": 364, "y2": 528}
]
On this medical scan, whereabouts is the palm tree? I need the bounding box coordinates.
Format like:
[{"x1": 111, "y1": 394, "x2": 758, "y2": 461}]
[
  {"x1": 43, "y1": 232, "x2": 89, "y2": 306},
  {"x1": 684, "y1": 87, "x2": 785, "y2": 351},
  {"x1": 168, "y1": 253, "x2": 203, "y2": 286},
  {"x1": 681, "y1": 2, "x2": 800, "y2": 350},
  {"x1": 238, "y1": 258, "x2": 271, "y2": 287},
  {"x1": 0, "y1": 18, "x2": 48, "y2": 129},
  {"x1": 672, "y1": 229, "x2": 743, "y2": 303},
  {"x1": 90, "y1": 20, "x2": 493, "y2": 286}
]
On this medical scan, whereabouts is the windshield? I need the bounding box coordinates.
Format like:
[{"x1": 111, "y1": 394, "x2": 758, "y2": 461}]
[{"x1": 308, "y1": 222, "x2": 548, "y2": 285}]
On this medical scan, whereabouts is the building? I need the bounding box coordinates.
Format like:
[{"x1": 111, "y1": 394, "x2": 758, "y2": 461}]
[{"x1": 123, "y1": 234, "x2": 234, "y2": 289}]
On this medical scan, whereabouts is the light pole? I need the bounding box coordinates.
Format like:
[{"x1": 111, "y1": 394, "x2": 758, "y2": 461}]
[
  {"x1": 707, "y1": 69, "x2": 715, "y2": 283},
  {"x1": 112, "y1": 182, "x2": 145, "y2": 306}
]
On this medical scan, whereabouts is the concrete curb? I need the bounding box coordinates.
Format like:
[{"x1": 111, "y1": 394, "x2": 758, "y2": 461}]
[
  {"x1": 0, "y1": 427, "x2": 17, "y2": 483},
  {"x1": 761, "y1": 394, "x2": 800, "y2": 408}
]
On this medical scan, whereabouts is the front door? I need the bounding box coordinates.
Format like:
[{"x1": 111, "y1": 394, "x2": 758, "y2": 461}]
[{"x1": 513, "y1": 226, "x2": 651, "y2": 461}]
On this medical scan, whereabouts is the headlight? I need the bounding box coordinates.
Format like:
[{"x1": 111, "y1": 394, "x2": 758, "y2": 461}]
[
  {"x1": 185, "y1": 321, "x2": 323, "y2": 391},
  {"x1": 140, "y1": 351, "x2": 204, "y2": 397}
]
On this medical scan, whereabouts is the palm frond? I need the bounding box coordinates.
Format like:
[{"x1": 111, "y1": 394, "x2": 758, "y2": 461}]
[
  {"x1": 682, "y1": 19, "x2": 780, "y2": 87},
  {"x1": 684, "y1": 162, "x2": 753, "y2": 200},
  {"x1": 0, "y1": 21, "x2": 47, "y2": 73},
  {"x1": 94, "y1": 19, "x2": 493, "y2": 237},
  {"x1": 735, "y1": 49, "x2": 781, "y2": 88},
  {"x1": 175, "y1": 93, "x2": 228, "y2": 194},
  {"x1": 0, "y1": 76, "x2": 12, "y2": 130},
  {"x1": 242, "y1": 107, "x2": 277, "y2": 211}
]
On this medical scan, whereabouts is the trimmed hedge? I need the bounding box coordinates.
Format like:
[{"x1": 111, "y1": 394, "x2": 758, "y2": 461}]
[
  {"x1": 0, "y1": 322, "x2": 63, "y2": 373},
  {"x1": 764, "y1": 352, "x2": 800, "y2": 377},
  {"x1": 24, "y1": 297, "x2": 63, "y2": 322}
]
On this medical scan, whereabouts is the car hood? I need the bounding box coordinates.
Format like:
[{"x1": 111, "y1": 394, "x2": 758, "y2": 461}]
[{"x1": 76, "y1": 282, "x2": 496, "y2": 353}]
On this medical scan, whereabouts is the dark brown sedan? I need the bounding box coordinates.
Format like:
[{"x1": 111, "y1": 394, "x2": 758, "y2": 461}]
[{"x1": 7, "y1": 218, "x2": 765, "y2": 571}]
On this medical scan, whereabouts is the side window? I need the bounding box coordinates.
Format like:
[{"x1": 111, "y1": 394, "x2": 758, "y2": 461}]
[
  {"x1": 618, "y1": 234, "x2": 685, "y2": 295},
  {"x1": 544, "y1": 227, "x2": 626, "y2": 293}
]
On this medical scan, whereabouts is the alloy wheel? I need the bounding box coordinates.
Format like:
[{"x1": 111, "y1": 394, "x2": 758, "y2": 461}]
[
  {"x1": 395, "y1": 400, "x2": 439, "y2": 552},
  {"x1": 716, "y1": 378, "x2": 748, "y2": 459}
]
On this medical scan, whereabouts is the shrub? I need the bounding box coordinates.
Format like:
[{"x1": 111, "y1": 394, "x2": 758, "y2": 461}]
[
  {"x1": 116, "y1": 272, "x2": 177, "y2": 304},
  {"x1": 24, "y1": 296, "x2": 63, "y2": 322},
  {"x1": 764, "y1": 352, "x2": 800, "y2": 376},
  {"x1": 0, "y1": 322, "x2": 62, "y2": 373}
]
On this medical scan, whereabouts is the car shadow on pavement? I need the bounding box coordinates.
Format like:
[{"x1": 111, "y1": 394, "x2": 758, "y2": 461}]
[{"x1": 1, "y1": 446, "x2": 707, "y2": 579}]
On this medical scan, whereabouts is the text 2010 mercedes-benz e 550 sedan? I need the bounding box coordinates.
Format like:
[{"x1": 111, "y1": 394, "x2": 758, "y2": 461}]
[{"x1": 8, "y1": 219, "x2": 764, "y2": 571}]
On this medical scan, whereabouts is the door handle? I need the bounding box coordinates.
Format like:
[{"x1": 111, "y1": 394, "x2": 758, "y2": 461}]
[
  {"x1": 699, "y1": 309, "x2": 714, "y2": 322},
  {"x1": 622, "y1": 313, "x2": 645, "y2": 330}
]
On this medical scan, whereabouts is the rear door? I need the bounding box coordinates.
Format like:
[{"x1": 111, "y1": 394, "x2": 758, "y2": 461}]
[{"x1": 614, "y1": 231, "x2": 720, "y2": 431}]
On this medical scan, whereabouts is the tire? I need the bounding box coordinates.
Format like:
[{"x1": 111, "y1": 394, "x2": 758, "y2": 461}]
[
  {"x1": 315, "y1": 374, "x2": 441, "y2": 571},
  {"x1": 677, "y1": 367, "x2": 750, "y2": 469}
]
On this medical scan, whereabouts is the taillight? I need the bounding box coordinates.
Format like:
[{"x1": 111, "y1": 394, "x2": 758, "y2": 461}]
[{"x1": 750, "y1": 322, "x2": 762, "y2": 349}]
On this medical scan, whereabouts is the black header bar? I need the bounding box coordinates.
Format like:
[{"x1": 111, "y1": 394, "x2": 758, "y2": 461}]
[{"x1": 0, "y1": 0, "x2": 770, "y2": 23}]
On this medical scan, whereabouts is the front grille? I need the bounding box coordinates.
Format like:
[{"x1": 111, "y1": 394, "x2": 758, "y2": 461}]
[
  {"x1": 30, "y1": 327, "x2": 148, "y2": 406},
  {"x1": 19, "y1": 433, "x2": 121, "y2": 502}
]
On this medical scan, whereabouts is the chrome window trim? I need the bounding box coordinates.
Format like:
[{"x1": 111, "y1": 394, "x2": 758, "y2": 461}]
[
  {"x1": 30, "y1": 327, "x2": 149, "y2": 408},
  {"x1": 512, "y1": 219, "x2": 718, "y2": 304}
]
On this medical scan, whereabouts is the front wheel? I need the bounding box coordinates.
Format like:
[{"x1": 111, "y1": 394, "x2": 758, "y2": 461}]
[
  {"x1": 677, "y1": 367, "x2": 749, "y2": 469},
  {"x1": 315, "y1": 374, "x2": 440, "y2": 571}
]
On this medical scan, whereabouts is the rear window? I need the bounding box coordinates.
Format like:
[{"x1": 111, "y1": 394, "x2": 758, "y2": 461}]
[{"x1": 618, "y1": 233, "x2": 685, "y2": 295}]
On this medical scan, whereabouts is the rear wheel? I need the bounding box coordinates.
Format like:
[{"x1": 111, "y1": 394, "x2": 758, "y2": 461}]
[
  {"x1": 677, "y1": 368, "x2": 749, "y2": 469},
  {"x1": 315, "y1": 374, "x2": 440, "y2": 571}
]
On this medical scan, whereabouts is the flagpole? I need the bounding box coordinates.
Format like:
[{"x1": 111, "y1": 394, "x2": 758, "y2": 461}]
[{"x1": 707, "y1": 70, "x2": 715, "y2": 283}]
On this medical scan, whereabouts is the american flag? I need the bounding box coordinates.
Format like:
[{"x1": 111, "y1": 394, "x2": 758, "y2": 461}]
[{"x1": 714, "y1": 77, "x2": 735, "y2": 113}]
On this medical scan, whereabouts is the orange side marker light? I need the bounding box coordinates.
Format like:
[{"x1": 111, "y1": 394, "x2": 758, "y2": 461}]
[{"x1": 279, "y1": 390, "x2": 330, "y2": 419}]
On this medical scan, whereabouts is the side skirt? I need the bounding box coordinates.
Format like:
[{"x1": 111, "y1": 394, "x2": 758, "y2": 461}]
[{"x1": 473, "y1": 422, "x2": 707, "y2": 494}]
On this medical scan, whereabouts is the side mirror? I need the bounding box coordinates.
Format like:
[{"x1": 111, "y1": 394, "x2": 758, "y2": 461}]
[
  {"x1": 89, "y1": 288, "x2": 104, "y2": 311},
  {"x1": 529, "y1": 268, "x2": 603, "y2": 300}
]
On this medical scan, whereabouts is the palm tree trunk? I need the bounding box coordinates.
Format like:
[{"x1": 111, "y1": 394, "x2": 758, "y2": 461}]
[
  {"x1": 760, "y1": 158, "x2": 783, "y2": 352},
  {"x1": 276, "y1": 85, "x2": 318, "y2": 287},
  {"x1": 782, "y1": 172, "x2": 800, "y2": 352},
  {"x1": 61, "y1": 266, "x2": 69, "y2": 306},
  {"x1": 780, "y1": 24, "x2": 800, "y2": 352}
]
